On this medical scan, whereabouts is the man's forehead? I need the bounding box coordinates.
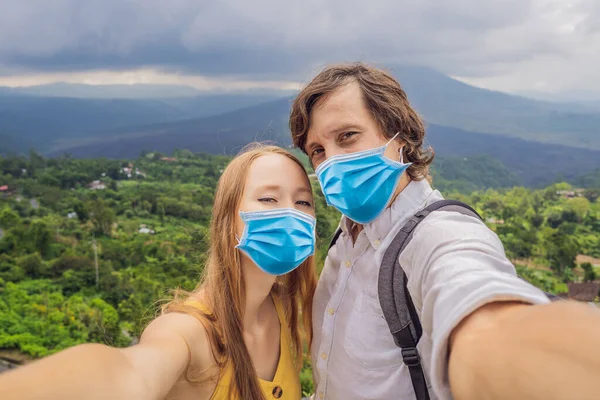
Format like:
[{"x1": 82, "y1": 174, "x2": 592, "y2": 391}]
[{"x1": 317, "y1": 81, "x2": 361, "y2": 109}]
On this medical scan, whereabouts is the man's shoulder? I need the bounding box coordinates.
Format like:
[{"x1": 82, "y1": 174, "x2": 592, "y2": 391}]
[{"x1": 408, "y1": 206, "x2": 496, "y2": 250}]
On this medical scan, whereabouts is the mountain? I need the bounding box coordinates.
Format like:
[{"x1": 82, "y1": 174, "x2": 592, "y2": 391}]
[
  {"x1": 424, "y1": 124, "x2": 600, "y2": 187},
  {"x1": 574, "y1": 168, "x2": 600, "y2": 188},
  {"x1": 390, "y1": 66, "x2": 600, "y2": 149},
  {"x1": 0, "y1": 82, "x2": 297, "y2": 99},
  {"x1": 0, "y1": 83, "x2": 202, "y2": 99},
  {"x1": 0, "y1": 93, "x2": 288, "y2": 154},
  {"x1": 4, "y1": 65, "x2": 600, "y2": 164},
  {"x1": 48, "y1": 97, "x2": 294, "y2": 158},
  {"x1": 515, "y1": 89, "x2": 600, "y2": 104},
  {"x1": 49, "y1": 97, "x2": 600, "y2": 188}
]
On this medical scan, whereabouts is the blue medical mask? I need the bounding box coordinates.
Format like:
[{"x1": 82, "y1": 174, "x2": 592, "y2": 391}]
[
  {"x1": 236, "y1": 208, "x2": 316, "y2": 276},
  {"x1": 315, "y1": 132, "x2": 411, "y2": 224}
]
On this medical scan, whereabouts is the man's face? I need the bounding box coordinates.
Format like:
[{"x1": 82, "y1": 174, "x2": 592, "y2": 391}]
[{"x1": 304, "y1": 81, "x2": 403, "y2": 170}]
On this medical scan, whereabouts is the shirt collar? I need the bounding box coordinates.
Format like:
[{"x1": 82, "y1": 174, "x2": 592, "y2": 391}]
[{"x1": 340, "y1": 179, "x2": 435, "y2": 249}]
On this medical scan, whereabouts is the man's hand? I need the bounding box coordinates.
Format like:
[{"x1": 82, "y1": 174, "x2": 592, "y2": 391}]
[{"x1": 449, "y1": 300, "x2": 600, "y2": 400}]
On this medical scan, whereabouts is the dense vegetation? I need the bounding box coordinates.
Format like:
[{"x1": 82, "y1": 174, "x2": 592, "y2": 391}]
[{"x1": 0, "y1": 150, "x2": 598, "y2": 395}]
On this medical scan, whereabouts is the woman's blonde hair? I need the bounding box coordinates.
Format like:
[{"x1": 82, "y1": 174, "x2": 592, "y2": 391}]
[{"x1": 163, "y1": 144, "x2": 317, "y2": 399}]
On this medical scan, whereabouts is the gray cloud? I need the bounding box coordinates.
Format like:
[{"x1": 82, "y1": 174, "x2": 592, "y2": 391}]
[{"x1": 0, "y1": 0, "x2": 598, "y2": 91}]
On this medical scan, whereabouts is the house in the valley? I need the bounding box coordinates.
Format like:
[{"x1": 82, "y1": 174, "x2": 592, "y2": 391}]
[
  {"x1": 485, "y1": 217, "x2": 505, "y2": 225},
  {"x1": 567, "y1": 282, "x2": 600, "y2": 303},
  {"x1": 0, "y1": 185, "x2": 15, "y2": 198},
  {"x1": 138, "y1": 224, "x2": 155, "y2": 234},
  {"x1": 88, "y1": 180, "x2": 106, "y2": 190}
]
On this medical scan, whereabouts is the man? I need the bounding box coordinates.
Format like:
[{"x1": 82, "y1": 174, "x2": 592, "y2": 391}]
[{"x1": 289, "y1": 62, "x2": 600, "y2": 400}]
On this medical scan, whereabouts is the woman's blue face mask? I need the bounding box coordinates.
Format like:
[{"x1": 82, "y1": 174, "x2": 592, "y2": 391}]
[
  {"x1": 315, "y1": 132, "x2": 411, "y2": 224},
  {"x1": 236, "y1": 208, "x2": 316, "y2": 276}
]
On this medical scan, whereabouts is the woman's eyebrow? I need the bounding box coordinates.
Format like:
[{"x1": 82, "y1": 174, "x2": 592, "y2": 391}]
[
  {"x1": 296, "y1": 187, "x2": 313, "y2": 195},
  {"x1": 254, "y1": 184, "x2": 281, "y2": 192}
]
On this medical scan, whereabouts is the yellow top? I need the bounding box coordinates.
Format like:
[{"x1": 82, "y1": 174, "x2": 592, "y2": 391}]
[{"x1": 185, "y1": 295, "x2": 301, "y2": 400}]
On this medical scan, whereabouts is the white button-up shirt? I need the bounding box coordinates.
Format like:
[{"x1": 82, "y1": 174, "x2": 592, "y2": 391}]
[{"x1": 311, "y1": 179, "x2": 551, "y2": 399}]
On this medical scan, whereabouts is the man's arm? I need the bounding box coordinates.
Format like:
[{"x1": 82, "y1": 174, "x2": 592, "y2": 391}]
[
  {"x1": 449, "y1": 300, "x2": 600, "y2": 400},
  {"x1": 401, "y1": 211, "x2": 600, "y2": 400}
]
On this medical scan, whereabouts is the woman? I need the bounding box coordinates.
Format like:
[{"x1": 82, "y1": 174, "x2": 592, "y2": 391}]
[{"x1": 0, "y1": 145, "x2": 318, "y2": 400}]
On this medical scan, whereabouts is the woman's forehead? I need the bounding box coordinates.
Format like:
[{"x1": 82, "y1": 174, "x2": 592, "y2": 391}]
[{"x1": 245, "y1": 154, "x2": 311, "y2": 190}]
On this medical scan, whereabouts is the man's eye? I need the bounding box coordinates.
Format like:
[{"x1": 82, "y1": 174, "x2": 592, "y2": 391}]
[
  {"x1": 341, "y1": 131, "x2": 358, "y2": 140},
  {"x1": 311, "y1": 148, "x2": 324, "y2": 157}
]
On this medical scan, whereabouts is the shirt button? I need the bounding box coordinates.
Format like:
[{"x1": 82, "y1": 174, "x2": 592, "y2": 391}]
[
  {"x1": 321, "y1": 352, "x2": 327, "y2": 360},
  {"x1": 319, "y1": 392, "x2": 324, "y2": 399},
  {"x1": 374, "y1": 239, "x2": 381, "y2": 246},
  {"x1": 344, "y1": 260, "x2": 351, "y2": 268},
  {"x1": 328, "y1": 308, "x2": 335, "y2": 316}
]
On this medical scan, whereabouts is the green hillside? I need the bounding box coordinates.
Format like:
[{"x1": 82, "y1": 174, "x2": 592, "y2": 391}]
[{"x1": 0, "y1": 151, "x2": 599, "y2": 394}]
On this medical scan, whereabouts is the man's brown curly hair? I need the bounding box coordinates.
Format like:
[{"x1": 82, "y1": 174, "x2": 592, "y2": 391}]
[{"x1": 289, "y1": 62, "x2": 434, "y2": 180}]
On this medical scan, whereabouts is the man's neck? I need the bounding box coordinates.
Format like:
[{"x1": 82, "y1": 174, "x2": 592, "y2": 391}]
[{"x1": 349, "y1": 174, "x2": 411, "y2": 243}]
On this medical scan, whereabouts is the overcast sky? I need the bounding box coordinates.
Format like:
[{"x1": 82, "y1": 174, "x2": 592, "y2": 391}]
[{"x1": 0, "y1": 0, "x2": 598, "y2": 97}]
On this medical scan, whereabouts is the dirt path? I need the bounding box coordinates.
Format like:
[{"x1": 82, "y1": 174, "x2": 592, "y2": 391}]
[{"x1": 577, "y1": 255, "x2": 600, "y2": 267}]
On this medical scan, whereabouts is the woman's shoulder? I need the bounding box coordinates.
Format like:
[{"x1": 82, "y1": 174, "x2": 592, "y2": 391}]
[
  {"x1": 143, "y1": 310, "x2": 211, "y2": 359},
  {"x1": 143, "y1": 310, "x2": 220, "y2": 398},
  {"x1": 144, "y1": 296, "x2": 218, "y2": 370}
]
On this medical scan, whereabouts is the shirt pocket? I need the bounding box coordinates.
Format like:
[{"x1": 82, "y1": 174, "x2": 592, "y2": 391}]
[{"x1": 343, "y1": 290, "x2": 403, "y2": 370}]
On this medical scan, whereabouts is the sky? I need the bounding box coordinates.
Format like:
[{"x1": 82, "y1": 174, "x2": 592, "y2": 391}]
[{"x1": 0, "y1": 0, "x2": 598, "y2": 98}]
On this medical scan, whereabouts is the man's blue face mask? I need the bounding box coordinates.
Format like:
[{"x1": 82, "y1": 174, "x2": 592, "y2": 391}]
[
  {"x1": 236, "y1": 208, "x2": 316, "y2": 276},
  {"x1": 315, "y1": 132, "x2": 411, "y2": 224}
]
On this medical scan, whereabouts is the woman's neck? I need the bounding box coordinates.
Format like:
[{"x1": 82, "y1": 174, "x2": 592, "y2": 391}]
[{"x1": 241, "y1": 259, "x2": 277, "y2": 330}]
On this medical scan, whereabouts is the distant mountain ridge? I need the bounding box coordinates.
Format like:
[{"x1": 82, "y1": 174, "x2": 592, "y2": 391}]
[
  {"x1": 389, "y1": 66, "x2": 600, "y2": 148},
  {"x1": 0, "y1": 82, "x2": 297, "y2": 99},
  {"x1": 46, "y1": 95, "x2": 600, "y2": 188},
  {"x1": 3, "y1": 65, "x2": 600, "y2": 156},
  {"x1": 0, "y1": 93, "x2": 288, "y2": 154},
  {"x1": 3, "y1": 65, "x2": 600, "y2": 189}
]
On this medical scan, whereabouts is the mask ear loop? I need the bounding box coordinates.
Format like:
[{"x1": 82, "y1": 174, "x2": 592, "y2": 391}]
[
  {"x1": 385, "y1": 131, "x2": 402, "y2": 147},
  {"x1": 385, "y1": 132, "x2": 404, "y2": 163}
]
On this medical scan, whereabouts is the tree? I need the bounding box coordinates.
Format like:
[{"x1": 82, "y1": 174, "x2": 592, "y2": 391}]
[
  {"x1": 0, "y1": 207, "x2": 20, "y2": 229},
  {"x1": 157, "y1": 201, "x2": 165, "y2": 223},
  {"x1": 542, "y1": 227, "x2": 579, "y2": 279},
  {"x1": 581, "y1": 262, "x2": 597, "y2": 282},
  {"x1": 27, "y1": 220, "x2": 52, "y2": 257},
  {"x1": 566, "y1": 197, "x2": 591, "y2": 220},
  {"x1": 17, "y1": 253, "x2": 45, "y2": 279},
  {"x1": 583, "y1": 189, "x2": 599, "y2": 203},
  {"x1": 73, "y1": 201, "x2": 89, "y2": 223},
  {"x1": 89, "y1": 199, "x2": 116, "y2": 237}
]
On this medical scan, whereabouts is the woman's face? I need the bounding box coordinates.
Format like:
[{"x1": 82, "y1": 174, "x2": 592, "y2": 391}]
[{"x1": 236, "y1": 153, "x2": 315, "y2": 239}]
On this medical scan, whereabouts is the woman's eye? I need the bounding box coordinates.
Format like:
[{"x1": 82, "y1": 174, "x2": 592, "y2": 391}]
[
  {"x1": 297, "y1": 200, "x2": 313, "y2": 207},
  {"x1": 258, "y1": 197, "x2": 276, "y2": 203}
]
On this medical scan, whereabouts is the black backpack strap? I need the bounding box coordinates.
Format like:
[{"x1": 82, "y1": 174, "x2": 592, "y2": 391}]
[
  {"x1": 420, "y1": 199, "x2": 482, "y2": 221},
  {"x1": 378, "y1": 200, "x2": 479, "y2": 400},
  {"x1": 378, "y1": 199, "x2": 559, "y2": 399},
  {"x1": 328, "y1": 228, "x2": 343, "y2": 251}
]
